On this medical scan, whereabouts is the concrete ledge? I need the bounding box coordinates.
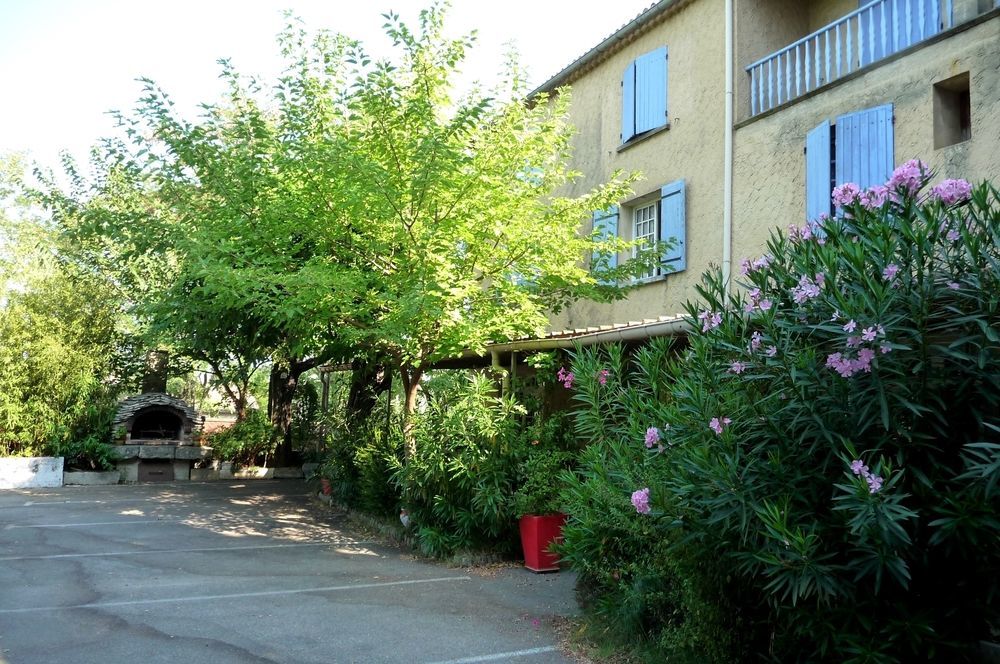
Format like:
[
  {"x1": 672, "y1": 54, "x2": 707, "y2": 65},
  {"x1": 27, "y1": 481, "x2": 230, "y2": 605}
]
[
  {"x1": 233, "y1": 467, "x2": 275, "y2": 479},
  {"x1": 0, "y1": 457, "x2": 64, "y2": 489},
  {"x1": 138, "y1": 446, "x2": 175, "y2": 460},
  {"x1": 112, "y1": 445, "x2": 140, "y2": 459},
  {"x1": 63, "y1": 470, "x2": 120, "y2": 486},
  {"x1": 274, "y1": 467, "x2": 305, "y2": 479},
  {"x1": 175, "y1": 446, "x2": 212, "y2": 460}
]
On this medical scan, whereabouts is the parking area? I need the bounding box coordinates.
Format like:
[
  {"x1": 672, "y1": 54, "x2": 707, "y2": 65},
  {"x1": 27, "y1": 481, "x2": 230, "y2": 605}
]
[{"x1": 0, "y1": 480, "x2": 578, "y2": 664}]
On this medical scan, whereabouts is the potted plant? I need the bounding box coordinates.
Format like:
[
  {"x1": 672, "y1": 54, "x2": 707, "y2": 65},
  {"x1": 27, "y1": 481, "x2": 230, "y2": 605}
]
[{"x1": 513, "y1": 448, "x2": 575, "y2": 572}]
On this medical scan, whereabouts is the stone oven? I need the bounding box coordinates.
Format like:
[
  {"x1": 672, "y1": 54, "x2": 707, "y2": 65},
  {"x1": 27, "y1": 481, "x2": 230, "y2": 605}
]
[
  {"x1": 114, "y1": 393, "x2": 200, "y2": 445},
  {"x1": 112, "y1": 384, "x2": 212, "y2": 482}
]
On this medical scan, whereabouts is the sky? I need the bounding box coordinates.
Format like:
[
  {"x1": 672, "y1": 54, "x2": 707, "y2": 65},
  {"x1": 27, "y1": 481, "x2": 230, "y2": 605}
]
[{"x1": 0, "y1": 0, "x2": 655, "y2": 172}]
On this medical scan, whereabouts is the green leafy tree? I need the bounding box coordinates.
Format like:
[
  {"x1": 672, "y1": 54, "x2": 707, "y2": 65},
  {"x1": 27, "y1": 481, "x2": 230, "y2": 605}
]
[
  {"x1": 0, "y1": 157, "x2": 139, "y2": 454},
  {"x1": 338, "y1": 6, "x2": 658, "y2": 453}
]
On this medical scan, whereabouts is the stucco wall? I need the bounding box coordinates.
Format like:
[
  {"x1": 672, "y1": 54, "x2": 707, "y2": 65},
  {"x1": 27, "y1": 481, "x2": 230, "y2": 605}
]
[
  {"x1": 732, "y1": 14, "x2": 1000, "y2": 269},
  {"x1": 549, "y1": 0, "x2": 727, "y2": 330}
]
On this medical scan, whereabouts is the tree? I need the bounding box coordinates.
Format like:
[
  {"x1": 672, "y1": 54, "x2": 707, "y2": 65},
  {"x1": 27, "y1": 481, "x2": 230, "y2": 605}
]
[
  {"x1": 0, "y1": 157, "x2": 140, "y2": 454},
  {"x1": 335, "y1": 6, "x2": 657, "y2": 454}
]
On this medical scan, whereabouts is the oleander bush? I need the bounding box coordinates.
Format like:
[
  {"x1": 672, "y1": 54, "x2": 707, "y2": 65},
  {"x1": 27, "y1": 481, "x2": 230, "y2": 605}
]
[
  {"x1": 205, "y1": 409, "x2": 277, "y2": 467},
  {"x1": 559, "y1": 166, "x2": 1000, "y2": 662}
]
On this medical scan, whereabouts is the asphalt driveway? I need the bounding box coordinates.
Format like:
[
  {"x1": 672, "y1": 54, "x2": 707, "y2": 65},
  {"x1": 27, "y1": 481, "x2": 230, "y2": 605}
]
[{"x1": 0, "y1": 480, "x2": 578, "y2": 664}]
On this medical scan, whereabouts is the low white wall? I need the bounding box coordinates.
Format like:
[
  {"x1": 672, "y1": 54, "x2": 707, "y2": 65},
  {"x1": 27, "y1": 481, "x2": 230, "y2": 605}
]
[{"x1": 0, "y1": 457, "x2": 64, "y2": 489}]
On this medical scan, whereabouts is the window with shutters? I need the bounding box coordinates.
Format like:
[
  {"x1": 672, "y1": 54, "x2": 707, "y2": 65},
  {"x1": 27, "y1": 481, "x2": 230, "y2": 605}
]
[
  {"x1": 621, "y1": 47, "x2": 669, "y2": 146},
  {"x1": 805, "y1": 103, "x2": 894, "y2": 221},
  {"x1": 592, "y1": 180, "x2": 686, "y2": 283}
]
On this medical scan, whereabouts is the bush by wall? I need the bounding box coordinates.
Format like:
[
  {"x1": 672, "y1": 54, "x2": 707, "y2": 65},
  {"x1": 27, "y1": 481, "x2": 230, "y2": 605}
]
[{"x1": 560, "y1": 169, "x2": 1000, "y2": 662}]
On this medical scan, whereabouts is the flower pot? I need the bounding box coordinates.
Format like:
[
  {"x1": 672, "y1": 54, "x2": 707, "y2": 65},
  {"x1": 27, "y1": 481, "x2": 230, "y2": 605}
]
[
  {"x1": 519, "y1": 513, "x2": 567, "y2": 573},
  {"x1": 320, "y1": 477, "x2": 332, "y2": 495}
]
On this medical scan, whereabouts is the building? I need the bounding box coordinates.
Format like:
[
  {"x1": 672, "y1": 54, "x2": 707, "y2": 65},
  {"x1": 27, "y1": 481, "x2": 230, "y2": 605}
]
[{"x1": 495, "y1": 0, "x2": 999, "y2": 360}]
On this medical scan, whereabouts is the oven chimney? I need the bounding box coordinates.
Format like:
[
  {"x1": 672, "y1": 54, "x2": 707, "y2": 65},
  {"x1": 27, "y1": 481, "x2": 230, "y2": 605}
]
[{"x1": 141, "y1": 350, "x2": 170, "y2": 394}]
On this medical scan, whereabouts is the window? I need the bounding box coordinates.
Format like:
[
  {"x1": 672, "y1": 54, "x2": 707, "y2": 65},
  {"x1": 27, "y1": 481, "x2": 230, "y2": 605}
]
[
  {"x1": 621, "y1": 46, "x2": 668, "y2": 144},
  {"x1": 933, "y1": 72, "x2": 971, "y2": 149},
  {"x1": 632, "y1": 202, "x2": 658, "y2": 279},
  {"x1": 805, "y1": 103, "x2": 894, "y2": 220},
  {"x1": 592, "y1": 180, "x2": 686, "y2": 283}
]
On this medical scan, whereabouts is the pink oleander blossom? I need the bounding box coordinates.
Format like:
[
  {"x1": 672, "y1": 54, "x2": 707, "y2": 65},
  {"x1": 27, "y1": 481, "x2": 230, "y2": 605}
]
[
  {"x1": 947, "y1": 281, "x2": 960, "y2": 290},
  {"x1": 859, "y1": 185, "x2": 889, "y2": 210},
  {"x1": 883, "y1": 263, "x2": 899, "y2": 281},
  {"x1": 556, "y1": 367, "x2": 575, "y2": 389},
  {"x1": 631, "y1": 488, "x2": 651, "y2": 514},
  {"x1": 698, "y1": 310, "x2": 723, "y2": 333},
  {"x1": 749, "y1": 330, "x2": 762, "y2": 353},
  {"x1": 729, "y1": 361, "x2": 747, "y2": 375},
  {"x1": 887, "y1": 159, "x2": 929, "y2": 197},
  {"x1": 861, "y1": 326, "x2": 877, "y2": 342},
  {"x1": 849, "y1": 458, "x2": 884, "y2": 494},
  {"x1": 758, "y1": 298, "x2": 773, "y2": 312},
  {"x1": 644, "y1": 427, "x2": 660, "y2": 449},
  {"x1": 880, "y1": 342, "x2": 892, "y2": 354},
  {"x1": 709, "y1": 417, "x2": 732, "y2": 435},
  {"x1": 846, "y1": 336, "x2": 861, "y2": 349},
  {"x1": 765, "y1": 346, "x2": 777, "y2": 358},
  {"x1": 791, "y1": 274, "x2": 821, "y2": 304},
  {"x1": 947, "y1": 229, "x2": 961, "y2": 242},
  {"x1": 843, "y1": 319, "x2": 857, "y2": 333},
  {"x1": 832, "y1": 182, "x2": 861, "y2": 207},
  {"x1": 597, "y1": 369, "x2": 610, "y2": 386},
  {"x1": 929, "y1": 178, "x2": 972, "y2": 205}
]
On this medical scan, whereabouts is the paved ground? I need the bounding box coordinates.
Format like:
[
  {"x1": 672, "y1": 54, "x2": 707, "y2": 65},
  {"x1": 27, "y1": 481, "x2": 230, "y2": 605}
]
[{"x1": 0, "y1": 480, "x2": 579, "y2": 664}]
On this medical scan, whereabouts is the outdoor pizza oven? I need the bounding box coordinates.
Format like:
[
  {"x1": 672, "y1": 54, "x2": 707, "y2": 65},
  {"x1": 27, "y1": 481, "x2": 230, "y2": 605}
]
[
  {"x1": 112, "y1": 392, "x2": 210, "y2": 482},
  {"x1": 114, "y1": 393, "x2": 200, "y2": 445}
]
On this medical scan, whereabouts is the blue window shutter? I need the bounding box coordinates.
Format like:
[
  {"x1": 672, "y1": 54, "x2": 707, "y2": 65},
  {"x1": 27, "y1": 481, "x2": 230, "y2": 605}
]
[
  {"x1": 659, "y1": 180, "x2": 686, "y2": 274},
  {"x1": 592, "y1": 206, "x2": 619, "y2": 282},
  {"x1": 621, "y1": 61, "x2": 636, "y2": 143},
  {"x1": 805, "y1": 120, "x2": 832, "y2": 221},
  {"x1": 835, "y1": 103, "x2": 894, "y2": 189},
  {"x1": 635, "y1": 47, "x2": 668, "y2": 135}
]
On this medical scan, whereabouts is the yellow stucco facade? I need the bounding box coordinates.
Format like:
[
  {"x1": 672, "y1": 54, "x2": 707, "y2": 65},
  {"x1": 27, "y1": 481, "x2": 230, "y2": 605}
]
[
  {"x1": 733, "y1": 12, "x2": 1000, "y2": 266},
  {"x1": 536, "y1": 0, "x2": 1000, "y2": 335}
]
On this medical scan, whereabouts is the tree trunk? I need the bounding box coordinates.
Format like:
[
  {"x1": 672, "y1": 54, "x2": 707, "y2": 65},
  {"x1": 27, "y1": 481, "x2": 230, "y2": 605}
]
[
  {"x1": 346, "y1": 358, "x2": 392, "y2": 425},
  {"x1": 268, "y1": 356, "x2": 325, "y2": 466},
  {"x1": 270, "y1": 362, "x2": 299, "y2": 466},
  {"x1": 400, "y1": 366, "x2": 422, "y2": 459}
]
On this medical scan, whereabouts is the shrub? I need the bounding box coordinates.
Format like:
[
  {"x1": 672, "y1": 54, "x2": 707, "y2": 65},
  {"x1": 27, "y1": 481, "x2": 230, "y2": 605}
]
[
  {"x1": 205, "y1": 410, "x2": 276, "y2": 467},
  {"x1": 561, "y1": 171, "x2": 1000, "y2": 662},
  {"x1": 319, "y1": 406, "x2": 404, "y2": 514},
  {"x1": 54, "y1": 435, "x2": 121, "y2": 471},
  {"x1": 393, "y1": 373, "x2": 526, "y2": 558}
]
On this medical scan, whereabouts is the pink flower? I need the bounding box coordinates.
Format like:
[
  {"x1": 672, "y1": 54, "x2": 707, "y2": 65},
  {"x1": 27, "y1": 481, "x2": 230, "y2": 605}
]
[
  {"x1": 597, "y1": 369, "x2": 610, "y2": 386},
  {"x1": 861, "y1": 326, "x2": 877, "y2": 342},
  {"x1": 749, "y1": 330, "x2": 763, "y2": 352},
  {"x1": 709, "y1": 417, "x2": 732, "y2": 435},
  {"x1": 947, "y1": 229, "x2": 961, "y2": 242},
  {"x1": 631, "y1": 488, "x2": 651, "y2": 514},
  {"x1": 698, "y1": 310, "x2": 723, "y2": 333},
  {"x1": 765, "y1": 346, "x2": 777, "y2": 358},
  {"x1": 832, "y1": 182, "x2": 861, "y2": 207},
  {"x1": 929, "y1": 178, "x2": 972, "y2": 205},
  {"x1": 880, "y1": 342, "x2": 892, "y2": 354},
  {"x1": 739, "y1": 258, "x2": 753, "y2": 275},
  {"x1": 859, "y1": 185, "x2": 889, "y2": 210},
  {"x1": 758, "y1": 298, "x2": 773, "y2": 312},
  {"x1": 644, "y1": 427, "x2": 660, "y2": 449},
  {"x1": 843, "y1": 319, "x2": 857, "y2": 333},
  {"x1": 846, "y1": 336, "x2": 861, "y2": 349},
  {"x1": 850, "y1": 459, "x2": 869, "y2": 476},
  {"x1": 887, "y1": 159, "x2": 929, "y2": 197},
  {"x1": 729, "y1": 361, "x2": 747, "y2": 375},
  {"x1": 854, "y1": 348, "x2": 876, "y2": 373},
  {"x1": 883, "y1": 263, "x2": 899, "y2": 281},
  {"x1": 791, "y1": 274, "x2": 821, "y2": 304},
  {"x1": 867, "y1": 474, "x2": 883, "y2": 494},
  {"x1": 947, "y1": 281, "x2": 960, "y2": 290},
  {"x1": 557, "y1": 367, "x2": 576, "y2": 389}
]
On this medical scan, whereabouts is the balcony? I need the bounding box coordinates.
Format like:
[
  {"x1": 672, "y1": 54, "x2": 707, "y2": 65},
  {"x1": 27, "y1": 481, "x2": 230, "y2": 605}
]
[{"x1": 745, "y1": 0, "x2": 970, "y2": 117}]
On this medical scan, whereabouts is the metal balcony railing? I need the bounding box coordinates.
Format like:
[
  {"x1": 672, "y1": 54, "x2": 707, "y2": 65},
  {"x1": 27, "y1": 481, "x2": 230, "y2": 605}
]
[{"x1": 746, "y1": 0, "x2": 956, "y2": 116}]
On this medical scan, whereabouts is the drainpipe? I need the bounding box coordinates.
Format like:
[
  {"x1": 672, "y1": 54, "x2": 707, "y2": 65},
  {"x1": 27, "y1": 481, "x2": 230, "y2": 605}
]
[{"x1": 722, "y1": 0, "x2": 735, "y2": 295}]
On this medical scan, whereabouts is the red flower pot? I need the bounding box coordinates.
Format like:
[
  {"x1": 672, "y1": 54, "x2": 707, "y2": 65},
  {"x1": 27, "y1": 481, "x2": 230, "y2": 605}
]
[
  {"x1": 519, "y1": 513, "x2": 567, "y2": 573},
  {"x1": 320, "y1": 478, "x2": 332, "y2": 495}
]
